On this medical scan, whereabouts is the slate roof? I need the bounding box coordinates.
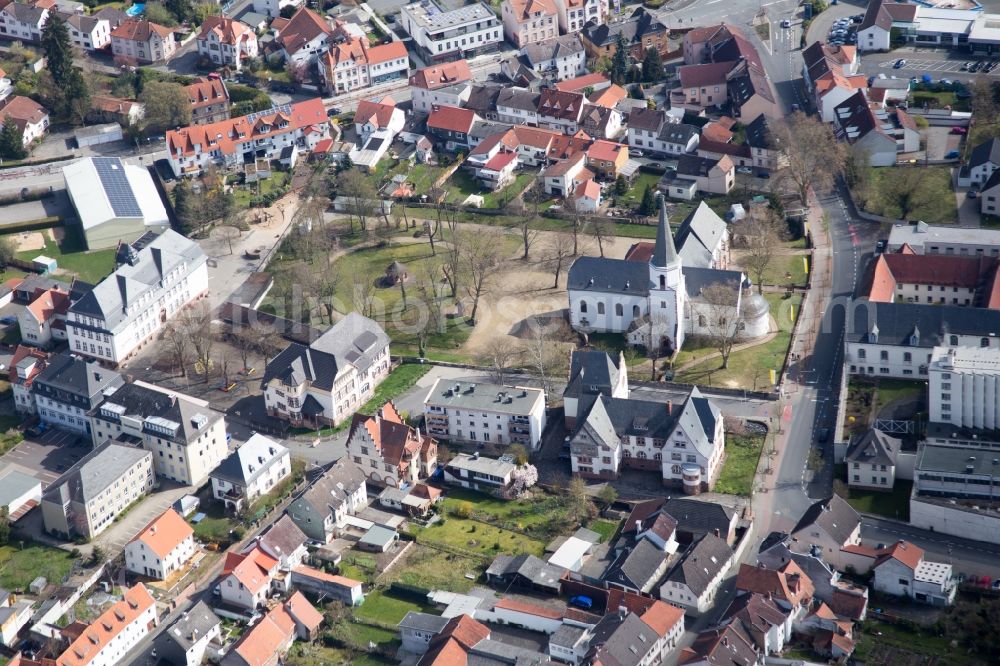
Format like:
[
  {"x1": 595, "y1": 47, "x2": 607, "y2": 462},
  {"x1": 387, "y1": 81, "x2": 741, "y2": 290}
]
[
  {"x1": 847, "y1": 300, "x2": 1000, "y2": 347},
  {"x1": 721, "y1": 592, "x2": 790, "y2": 649},
  {"x1": 42, "y1": 442, "x2": 150, "y2": 506},
  {"x1": 676, "y1": 153, "x2": 726, "y2": 178},
  {"x1": 68, "y1": 230, "x2": 206, "y2": 334},
  {"x1": 662, "y1": 497, "x2": 735, "y2": 539},
  {"x1": 679, "y1": 623, "x2": 760, "y2": 666},
  {"x1": 497, "y1": 87, "x2": 541, "y2": 112},
  {"x1": 566, "y1": 349, "x2": 623, "y2": 399},
  {"x1": 292, "y1": 459, "x2": 367, "y2": 517},
  {"x1": 568, "y1": 256, "x2": 651, "y2": 296},
  {"x1": 261, "y1": 312, "x2": 389, "y2": 391},
  {"x1": 665, "y1": 532, "x2": 733, "y2": 596},
  {"x1": 165, "y1": 601, "x2": 220, "y2": 652},
  {"x1": 486, "y1": 553, "x2": 565, "y2": 590},
  {"x1": 581, "y1": 7, "x2": 666, "y2": 48},
  {"x1": 659, "y1": 122, "x2": 699, "y2": 147},
  {"x1": 91, "y1": 381, "x2": 221, "y2": 445},
  {"x1": 627, "y1": 107, "x2": 666, "y2": 133},
  {"x1": 683, "y1": 266, "x2": 745, "y2": 301},
  {"x1": 791, "y1": 495, "x2": 860, "y2": 547},
  {"x1": 211, "y1": 433, "x2": 288, "y2": 486},
  {"x1": 255, "y1": 514, "x2": 307, "y2": 563},
  {"x1": 845, "y1": 428, "x2": 900, "y2": 467},
  {"x1": 743, "y1": 113, "x2": 776, "y2": 151},
  {"x1": 674, "y1": 201, "x2": 728, "y2": 269},
  {"x1": 603, "y1": 538, "x2": 669, "y2": 591},
  {"x1": 584, "y1": 610, "x2": 661, "y2": 666},
  {"x1": 969, "y1": 137, "x2": 1000, "y2": 170},
  {"x1": 522, "y1": 33, "x2": 584, "y2": 66},
  {"x1": 399, "y1": 611, "x2": 450, "y2": 634},
  {"x1": 465, "y1": 84, "x2": 503, "y2": 118},
  {"x1": 33, "y1": 352, "x2": 123, "y2": 406}
]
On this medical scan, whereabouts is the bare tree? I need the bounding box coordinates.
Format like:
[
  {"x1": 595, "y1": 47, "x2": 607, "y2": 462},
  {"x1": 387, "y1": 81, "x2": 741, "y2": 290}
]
[
  {"x1": 161, "y1": 320, "x2": 192, "y2": 377},
  {"x1": 699, "y1": 281, "x2": 744, "y2": 370},
  {"x1": 520, "y1": 316, "x2": 563, "y2": 396},
  {"x1": 351, "y1": 273, "x2": 378, "y2": 319},
  {"x1": 517, "y1": 184, "x2": 545, "y2": 260},
  {"x1": 219, "y1": 226, "x2": 241, "y2": 255},
  {"x1": 464, "y1": 230, "x2": 503, "y2": 323},
  {"x1": 563, "y1": 196, "x2": 584, "y2": 256},
  {"x1": 315, "y1": 264, "x2": 343, "y2": 325},
  {"x1": 544, "y1": 233, "x2": 575, "y2": 289},
  {"x1": 415, "y1": 266, "x2": 444, "y2": 358},
  {"x1": 441, "y1": 228, "x2": 463, "y2": 298},
  {"x1": 181, "y1": 304, "x2": 216, "y2": 380},
  {"x1": 337, "y1": 170, "x2": 377, "y2": 231},
  {"x1": 230, "y1": 326, "x2": 259, "y2": 373},
  {"x1": 588, "y1": 217, "x2": 613, "y2": 258},
  {"x1": 736, "y1": 207, "x2": 787, "y2": 293},
  {"x1": 481, "y1": 336, "x2": 521, "y2": 385},
  {"x1": 773, "y1": 112, "x2": 847, "y2": 206}
]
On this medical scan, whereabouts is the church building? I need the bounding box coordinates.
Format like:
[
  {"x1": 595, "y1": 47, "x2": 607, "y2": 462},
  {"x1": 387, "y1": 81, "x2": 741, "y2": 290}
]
[{"x1": 566, "y1": 200, "x2": 771, "y2": 355}]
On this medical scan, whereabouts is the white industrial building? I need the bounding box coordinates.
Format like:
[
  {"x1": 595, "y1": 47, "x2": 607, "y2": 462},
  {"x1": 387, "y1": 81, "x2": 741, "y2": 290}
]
[
  {"x1": 928, "y1": 346, "x2": 1000, "y2": 429},
  {"x1": 886, "y1": 221, "x2": 1000, "y2": 256},
  {"x1": 423, "y1": 379, "x2": 547, "y2": 450},
  {"x1": 63, "y1": 157, "x2": 170, "y2": 251}
]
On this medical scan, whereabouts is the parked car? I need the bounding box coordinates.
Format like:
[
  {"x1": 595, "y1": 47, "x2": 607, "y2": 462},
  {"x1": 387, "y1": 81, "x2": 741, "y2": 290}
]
[
  {"x1": 945, "y1": 150, "x2": 961, "y2": 159},
  {"x1": 957, "y1": 89, "x2": 972, "y2": 99},
  {"x1": 875, "y1": 239, "x2": 887, "y2": 254},
  {"x1": 569, "y1": 596, "x2": 594, "y2": 610},
  {"x1": 737, "y1": 166, "x2": 753, "y2": 174},
  {"x1": 967, "y1": 189, "x2": 979, "y2": 199},
  {"x1": 951, "y1": 126, "x2": 968, "y2": 135},
  {"x1": 0, "y1": 316, "x2": 15, "y2": 325},
  {"x1": 757, "y1": 171, "x2": 771, "y2": 179},
  {"x1": 962, "y1": 62, "x2": 974, "y2": 71},
  {"x1": 893, "y1": 59, "x2": 907, "y2": 69},
  {"x1": 781, "y1": 19, "x2": 791, "y2": 28},
  {"x1": 631, "y1": 149, "x2": 644, "y2": 157},
  {"x1": 817, "y1": 428, "x2": 831, "y2": 443}
]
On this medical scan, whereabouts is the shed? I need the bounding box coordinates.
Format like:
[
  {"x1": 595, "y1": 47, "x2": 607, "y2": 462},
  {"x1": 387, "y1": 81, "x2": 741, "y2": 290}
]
[
  {"x1": 74, "y1": 123, "x2": 123, "y2": 148},
  {"x1": 31, "y1": 256, "x2": 57, "y2": 274},
  {"x1": 173, "y1": 494, "x2": 200, "y2": 518},
  {"x1": 357, "y1": 524, "x2": 399, "y2": 553}
]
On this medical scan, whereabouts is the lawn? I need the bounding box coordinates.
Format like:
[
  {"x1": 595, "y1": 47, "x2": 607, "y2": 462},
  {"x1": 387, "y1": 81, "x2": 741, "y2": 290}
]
[
  {"x1": 412, "y1": 518, "x2": 546, "y2": 559},
  {"x1": 385, "y1": 545, "x2": 484, "y2": 593},
  {"x1": 0, "y1": 227, "x2": 117, "y2": 285},
  {"x1": 588, "y1": 519, "x2": 620, "y2": 543},
  {"x1": 444, "y1": 169, "x2": 534, "y2": 209},
  {"x1": 859, "y1": 166, "x2": 956, "y2": 225},
  {"x1": 189, "y1": 498, "x2": 242, "y2": 547},
  {"x1": 359, "y1": 364, "x2": 431, "y2": 415},
  {"x1": 910, "y1": 89, "x2": 970, "y2": 112},
  {"x1": 675, "y1": 293, "x2": 802, "y2": 390},
  {"x1": 715, "y1": 434, "x2": 764, "y2": 496},
  {"x1": 353, "y1": 589, "x2": 437, "y2": 625},
  {"x1": 400, "y1": 206, "x2": 660, "y2": 239},
  {"x1": 231, "y1": 171, "x2": 290, "y2": 208},
  {"x1": 839, "y1": 480, "x2": 913, "y2": 521},
  {"x1": 853, "y1": 618, "x2": 977, "y2": 666},
  {"x1": 0, "y1": 413, "x2": 24, "y2": 456},
  {"x1": 872, "y1": 379, "x2": 925, "y2": 415},
  {"x1": 759, "y1": 253, "x2": 810, "y2": 288},
  {"x1": 406, "y1": 164, "x2": 447, "y2": 194},
  {"x1": 0, "y1": 543, "x2": 78, "y2": 591},
  {"x1": 339, "y1": 622, "x2": 400, "y2": 649},
  {"x1": 440, "y1": 487, "x2": 577, "y2": 541},
  {"x1": 248, "y1": 458, "x2": 306, "y2": 520},
  {"x1": 610, "y1": 172, "x2": 661, "y2": 210},
  {"x1": 286, "y1": 642, "x2": 395, "y2": 666}
]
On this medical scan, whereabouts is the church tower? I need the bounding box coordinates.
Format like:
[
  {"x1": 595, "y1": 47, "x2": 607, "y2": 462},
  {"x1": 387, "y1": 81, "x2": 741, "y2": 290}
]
[{"x1": 649, "y1": 199, "x2": 685, "y2": 353}]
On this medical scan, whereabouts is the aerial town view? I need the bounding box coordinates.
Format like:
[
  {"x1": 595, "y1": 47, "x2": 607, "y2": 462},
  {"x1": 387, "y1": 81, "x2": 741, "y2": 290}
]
[{"x1": 0, "y1": 0, "x2": 999, "y2": 663}]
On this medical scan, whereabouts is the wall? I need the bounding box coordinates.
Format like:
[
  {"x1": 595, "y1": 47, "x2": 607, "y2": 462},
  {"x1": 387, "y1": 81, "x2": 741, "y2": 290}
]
[{"x1": 909, "y1": 497, "x2": 1000, "y2": 545}]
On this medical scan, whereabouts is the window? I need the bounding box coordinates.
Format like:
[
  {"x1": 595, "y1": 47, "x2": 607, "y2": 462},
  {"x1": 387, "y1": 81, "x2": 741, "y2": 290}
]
[
  {"x1": 597, "y1": 302, "x2": 605, "y2": 314},
  {"x1": 580, "y1": 300, "x2": 588, "y2": 313},
  {"x1": 880, "y1": 350, "x2": 889, "y2": 361},
  {"x1": 903, "y1": 352, "x2": 911, "y2": 363},
  {"x1": 633, "y1": 305, "x2": 641, "y2": 318},
  {"x1": 615, "y1": 303, "x2": 623, "y2": 316},
  {"x1": 859, "y1": 349, "x2": 866, "y2": 359},
  {"x1": 983, "y1": 337, "x2": 991, "y2": 347}
]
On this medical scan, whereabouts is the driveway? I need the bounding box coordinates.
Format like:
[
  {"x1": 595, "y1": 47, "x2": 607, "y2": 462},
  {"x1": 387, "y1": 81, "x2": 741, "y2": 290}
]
[
  {"x1": 0, "y1": 429, "x2": 89, "y2": 489},
  {"x1": 956, "y1": 189, "x2": 981, "y2": 227}
]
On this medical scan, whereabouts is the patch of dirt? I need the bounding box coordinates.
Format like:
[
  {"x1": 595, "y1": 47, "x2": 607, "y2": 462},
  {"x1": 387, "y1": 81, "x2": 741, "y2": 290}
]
[{"x1": 13, "y1": 230, "x2": 46, "y2": 252}]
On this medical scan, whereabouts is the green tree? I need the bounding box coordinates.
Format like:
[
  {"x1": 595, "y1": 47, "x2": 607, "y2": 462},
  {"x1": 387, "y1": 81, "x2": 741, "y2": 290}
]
[
  {"x1": 639, "y1": 183, "x2": 655, "y2": 215},
  {"x1": 614, "y1": 174, "x2": 628, "y2": 196},
  {"x1": 166, "y1": 0, "x2": 194, "y2": 22},
  {"x1": 41, "y1": 13, "x2": 74, "y2": 87},
  {"x1": 0, "y1": 237, "x2": 16, "y2": 269},
  {"x1": 173, "y1": 179, "x2": 200, "y2": 234},
  {"x1": 64, "y1": 69, "x2": 92, "y2": 125},
  {"x1": 565, "y1": 477, "x2": 594, "y2": 525},
  {"x1": 641, "y1": 47, "x2": 662, "y2": 83},
  {"x1": 0, "y1": 117, "x2": 27, "y2": 160},
  {"x1": 140, "y1": 81, "x2": 192, "y2": 132},
  {"x1": 0, "y1": 507, "x2": 9, "y2": 546},
  {"x1": 144, "y1": 2, "x2": 179, "y2": 27},
  {"x1": 609, "y1": 33, "x2": 630, "y2": 86},
  {"x1": 597, "y1": 484, "x2": 618, "y2": 510}
]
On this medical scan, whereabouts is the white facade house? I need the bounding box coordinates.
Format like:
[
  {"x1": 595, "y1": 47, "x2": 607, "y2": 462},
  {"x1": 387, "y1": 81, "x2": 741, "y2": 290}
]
[
  {"x1": 253, "y1": 0, "x2": 304, "y2": 17},
  {"x1": 65, "y1": 12, "x2": 116, "y2": 51},
  {"x1": 210, "y1": 434, "x2": 291, "y2": 513},
  {"x1": 660, "y1": 533, "x2": 734, "y2": 615},
  {"x1": 871, "y1": 541, "x2": 957, "y2": 606},
  {"x1": 125, "y1": 508, "x2": 196, "y2": 581},
  {"x1": 196, "y1": 17, "x2": 259, "y2": 71},
  {"x1": 0, "y1": 95, "x2": 49, "y2": 147},
  {"x1": 409, "y1": 60, "x2": 474, "y2": 114},
  {"x1": 518, "y1": 34, "x2": 587, "y2": 81},
  {"x1": 0, "y1": 3, "x2": 48, "y2": 43},
  {"x1": 553, "y1": 0, "x2": 606, "y2": 34},
  {"x1": 32, "y1": 352, "x2": 123, "y2": 435},
  {"x1": 502, "y1": 0, "x2": 558, "y2": 48},
  {"x1": 110, "y1": 18, "x2": 177, "y2": 63},
  {"x1": 166, "y1": 98, "x2": 330, "y2": 178},
  {"x1": 274, "y1": 7, "x2": 331, "y2": 65},
  {"x1": 219, "y1": 546, "x2": 278, "y2": 610},
  {"x1": 56, "y1": 584, "x2": 158, "y2": 666},
  {"x1": 401, "y1": 0, "x2": 502, "y2": 61},
  {"x1": 90, "y1": 381, "x2": 228, "y2": 487},
  {"x1": 161, "y1": 601, "x2": 222, "y2": 666},
  {"x1": 886, "y1": 221, "x2": 1000, "y2": 255},
  {"x1": 63, "y1": 157, "x2": 171, "y2": 251},
  {"x1": 261, "y1": 312, "x2": 391, "y2": 427},
  {"x1": 424, "y1": 379, "x2": 547, "y2": 451},
  {"x1": 928, "y1": 345, "x2": 1000, "y2": 429},
  {"x1": 287, "y1": 460, "x2": 368, "y2": 543},
  {"x1": 66, "y1": 230, "x2": 208, "y2": 366},
  {"x1": 443, "y1": 453, "x2": 517, "y2": 493}
]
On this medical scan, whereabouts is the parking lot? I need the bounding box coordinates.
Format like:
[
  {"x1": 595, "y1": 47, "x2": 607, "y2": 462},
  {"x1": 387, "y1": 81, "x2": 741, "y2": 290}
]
[
  {"x1": 878, "y1": 58, "x2": 1000, "y2": 74},
  {"x1": 0, "y1": 428, "x2": 89, "y2": 489}
]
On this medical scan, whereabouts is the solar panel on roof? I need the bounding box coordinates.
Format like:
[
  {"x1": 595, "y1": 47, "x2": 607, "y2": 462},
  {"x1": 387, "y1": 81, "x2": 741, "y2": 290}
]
[
  {"x1": 245, "y1": 103, "x2": 293, "y2": 125},
  {"x1": 93, "y1": 158, "x2": 142, "y2": 219}
]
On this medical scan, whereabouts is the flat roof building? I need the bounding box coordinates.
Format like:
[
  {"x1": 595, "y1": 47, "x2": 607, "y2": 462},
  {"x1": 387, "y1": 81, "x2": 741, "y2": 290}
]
[{"x1": 424, "y1": 378, "x2": 547, "y2": 450}]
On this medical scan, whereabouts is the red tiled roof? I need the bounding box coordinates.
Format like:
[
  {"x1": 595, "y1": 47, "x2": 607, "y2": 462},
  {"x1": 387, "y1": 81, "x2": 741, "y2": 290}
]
[
  {"x1": 276, "y1": 7, "x2": 331, "y2": 56},
  {"x1": 197, "y1": 16, "x2": 254, "y2": 45},
  {"x1": 483, "y1": 150, "x2": 517, "y2": 172},
  {"x1": 355, "y1": 96, "x2": 398, "y2": 129},
  {"x1": 26, "y1": 288, "x2": 68, "y2": 324},
  {"x1": 0, "y1": 95, "x2": 47, "y2": 126},
  {"x1": 292, "y1": 564, "x2": 362, "y2": 589},
  {"x1": 409, "y1": 60, "x2": 472, "y2": 90},
  {"x1": 368, "y1": 40, "x2": 408, "y2": 64},
  {"x1": 588, "y1": 84, "x2": 627, "y2": 109},
  {"x1": 735, "y1": 561, "x2": 814, "y2": 607},
  {"x1": 575, "y1": 178, "x2": 601, "y2": 200},
  {"x1": 507, "y1": 0, "x2": 557, "y2": 20},
  {"x1": 57, "y1": 584, "x2": 155, "y2": 666},
  {"x1": 587, "y1": 139, "x2": 625, "y2": 163},
  {"x1": 875, "y1": 540, "x2": 924, "y2": 571},
  {"x1": 110, "y1": 18, "x2": 174, "y2": 42},
  {"x1": 7, "y1": 344, "x2": 48, "y2": 386},
  {"x1": 91, "y1": 95, "x2": 140, "y2": 115},
  {"x1": 556, "y1": 72, "x2": 610, "y2": 93},
  {"x1": 639, "y1": 600, "x2": 684, "y2": 638},
  {"x1": 678, "y1": 61, "x2": 734, "y2": 88},
  {"x1": 128, "y1": 508, "x2": 193, "y2": 559},
  {"x1": 284, "y1": 591, "x2": 323, "y2": 631},
  {"x1": 701, "y1": 122, "x2": 733, "y2": 143},
  {"x1": 185, "y1": 76, "x2": 229, "y2": 111},
  {"x1": 232, "y1": 604, "x2": 296, "y2": 666},
  {"x1": 427, "y1": 105, "x2": 476, "y2": 134}
]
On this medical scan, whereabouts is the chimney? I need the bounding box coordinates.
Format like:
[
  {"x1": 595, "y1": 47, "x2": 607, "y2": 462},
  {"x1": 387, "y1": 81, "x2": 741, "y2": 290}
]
[
  {"x1": 713, "y1": 528, "x2": 720, "y2": 538},
  {"x1": 765, "y1": 592, "x2": 772, "y2": 601},
  {"x1": 635, "y1": 520, "x2": 642, "y2": 533},
  {"x1": 666, "y1": 400, "x2": 672, "y2": 412},
  {"x1": 618, "y1": 606, "x2": 627, "y2": 620}
]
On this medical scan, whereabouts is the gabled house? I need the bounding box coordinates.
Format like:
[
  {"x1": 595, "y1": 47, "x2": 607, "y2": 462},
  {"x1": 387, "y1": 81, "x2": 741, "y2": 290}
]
[
  {"x1": 88, "y1": 95, "x2": 143, "y2": 126},
  {"x1": 671, "y1": 62, "x2": 733, "y2": 112},
  {"x1": 517, "y1": 33, "x2": 586, "y2": 82},
  {"x1": 64, "y1": 10, "x2": 119, "y2": 51},
  {"x1": 669, "y1": 153, "x2": 735, "y2": 197},
  {"x1": 210, "y1": 434, "x2": 291, "y2": 514},
  {"x1": 540, "y1": 152, "x2": 593, "y2": 197},
  {"x1": 789, "y1": 495, "x2": 862, "y2": 570},
  {"x1": 261, "y1": 312, "x2": 390, "y2": 427},
  {"x1": 573, "y1": 178, "x2": 602, "y2": 214},
  {"x1": 735, "y1": 561, "x2": 815, "y2": 620},
  {"x1": 0, "y1": 1, "x2": 48, "y2": 43},
  {"x1": 673, "y1": 201, "x2": 731, "y2": 270},
  {"x1": 220, "y1": 599, "x2": 303, "y2": 666},
  {"x1": 273, "y1": 7, "x2": 331, "y2": 65},
  {"x1": 218, "y1": 546, "x2": 279, "y2": 610},
  {"x1": 8, "y1": 345, "x2": 48, "y2": 414},
  {"x1": 318, "y1": 32, "x2": 408, "y2": 95},
  {"x1": 287, "y1": 459, "x2": 368, "y2": 543},
  {"x1": 354, "y1": 96, "x2": 406, "y2": 144},
  {"x1": 743, "y1": 113, "x2": 786, "y2": 172},
  {"x1": 0, "y1": 95, "x2": 49, "y2": 147},
  {"x1": 496, "y1": 88, "x2": 540, "y2": 126},
  {"x1": 719, "y1": 592, "x2": 792, "y2": 656},
  {"x1": 197, "y1": 16, "x2": 258, "y2": 71},
  {"x1": 409, "y1": 60, "x2": 473, "y2": 114},
  {"x1": 660, "y1": 532, "x2": 734, "y2": 615},
  {"x1": 502, "y1": 0, "x2": 558, "y2": 49},
  {"x1": 18, "y1": 286, "x2": 69, "y2": 348},
  {"x1": 536, "y1": 88, "x2": 586, "y2": 134},
  {"x1": 56, "y1": 584, "x2": 159, "y2": 666},
  {"x1": 563, "y1": 349, "x2": 628, "y2": 428},
  {"x1": 581, "y1": 601, "x2": 685, "y2": 665},
  {"x1": 580, "y1": 104, "x2": 623, "y2": 141},
  {"x1": 842, "y1": 540, "x2": 956, "y2": 606},
  {"x1": 160, "y1": 600, "x2": 222, "y2": 666},
  {"x1": 427, "y1": 105, "x2": 479, "y2": 151},
  {"x1": 346, "y1": 401, "x2": 437, "y2": 488},
  {"x1": 486, "y1": 553, "x2": 565, "y2": 594},
  {"x1": 33, "y1": 351, "x2": 123, "y2": 434},
  {"x1": 553, "y1": 0, "x2": 607, "y2": 35},
  {"x1": 185, "y1": 76, "x2": 230, "y2": 126},
  {"x1": 679, "y1": 624, "x2": 762, "y2": 666},
  {"x1": 833, "y1": 90, "x2": 897, "y2": 167},
  {"x1": 245, "y1": 514, "x2": 309, "y2": 571},
  {"x1": 967, "y1": 137, "x2": 1000, "y2": 187},
  {"x1": 579, "y1": 7, "x2": 667, "y2": 60},
  {"x1": 125, "y1": 508, "x2": 196, "y2": 581},
  {"x1": 110, "y1": 18, "x2": 176, "y2": 63},
  {"x1": 845, "y1": 427, "x2": 901, "y2": 492}
]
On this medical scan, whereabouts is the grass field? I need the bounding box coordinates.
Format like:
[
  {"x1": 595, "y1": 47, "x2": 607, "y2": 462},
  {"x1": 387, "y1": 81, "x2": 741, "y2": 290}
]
[
  {"x1": 0, "y1": 543, "x2": 77, "y2": 591},
  {"x1": 611, "y1": 172, "x2": 661, "y2": 209},
  {"x1": 232, "y1": 171, "x2": 289, "y2": 208},
  {"x1": 286, "y1": 642, "x2": 394, "y2": 666},
  {"x1": 0, "y1": 227, "x2": 117, "y2": 285},
  {"x1": 675, "y1": 293, "x2": 802, "y2": 390},
  {"x1": 715, "y1": 435, "x2": 764, "y2": 496},
  {"x1": 588, "y1": 519, "x2": 620, "y2": 543},
  {"x1": 440, "y1": 488, "x2": 576, "y2": 542},
  {"x1": 354, "y1": 589, "x2": 437, "y2": 625},
  {"x1": 872, "y1": 379, "x2": 925, "y2": 415},
  {"x1": 444, "y1": 169, "x2": 534, "y2": 209},
  {"x1": 339, "y1": 622, "x2": 400, "y2": 650},
  {"x1": 412, "y1": 517, "x2": 546, "y2": 558},
  {"x1": 760, "y1": 254, "x2": 810, "y2": 288},
  {"x1": 189, "y1": 498, "x2": 242, "y2": 546},
  {"x1": 385, "y1": 544, "x2": 484, "y2": 593},
  {"x1": 853, "y1": 618, "x2": 977, "y2": 666},
  {"x1": 840, "y1": 480, "x2": 913, "y2": 521}
]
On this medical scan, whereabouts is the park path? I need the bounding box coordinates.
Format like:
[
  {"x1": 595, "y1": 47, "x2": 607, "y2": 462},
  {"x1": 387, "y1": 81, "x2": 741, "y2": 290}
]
[{"x1": 671, "y1": 321, "x2": 781, "y2": 374}]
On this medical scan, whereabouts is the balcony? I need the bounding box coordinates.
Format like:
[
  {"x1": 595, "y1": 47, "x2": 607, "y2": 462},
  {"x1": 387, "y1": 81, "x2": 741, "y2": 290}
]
[{"x1": 510, "y1": 415, "x2": 529, "y2": 424}]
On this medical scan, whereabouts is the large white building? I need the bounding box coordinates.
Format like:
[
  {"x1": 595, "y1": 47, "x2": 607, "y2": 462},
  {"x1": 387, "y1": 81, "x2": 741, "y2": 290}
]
[
  {"x1": 423, "y1": 379, "x2": 547, "y2": 450},
  {"x1": 261, "y1": 312, "x2": 391, "y2": 427},
  {"x1": 125, "y1": 508, "x2": 196, "y2": 581},
  {"x1": 567, "y1": 201, "x2": 766, "y2": 355},
  {"x1": 401, "y1": 0, "x2": 502, "y2": 62},
  {"x1": 409, "y1": 60, "x2": 474, "y2": 114},
  {"x1": 90, "y1": 381, "x2": 229, "y2": 487},
  {"x1": 165, "y1": 98, "x2": 330, "y2": 177},
  {"x1": 32, "y1": 352, "x2": 123, "y2": 435},
  {"x1": 66, "y1": 230, "x2": 208, "y2": 366},
  {"x1": 887, "y1": 221, "x2": 1000, "y2": 255},
  {"x1": 928, "y1": 346, "x2": 1000, "y2": 428},
  {"x1": 63, "y1": 157, "x2": 170, "y2": 251},
  {"x1": 41, "y1": 442, "x2": 154, "y2": 540},
  {"x1": 210, "y1": 434, "x2": 291, "y2": 514}
]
